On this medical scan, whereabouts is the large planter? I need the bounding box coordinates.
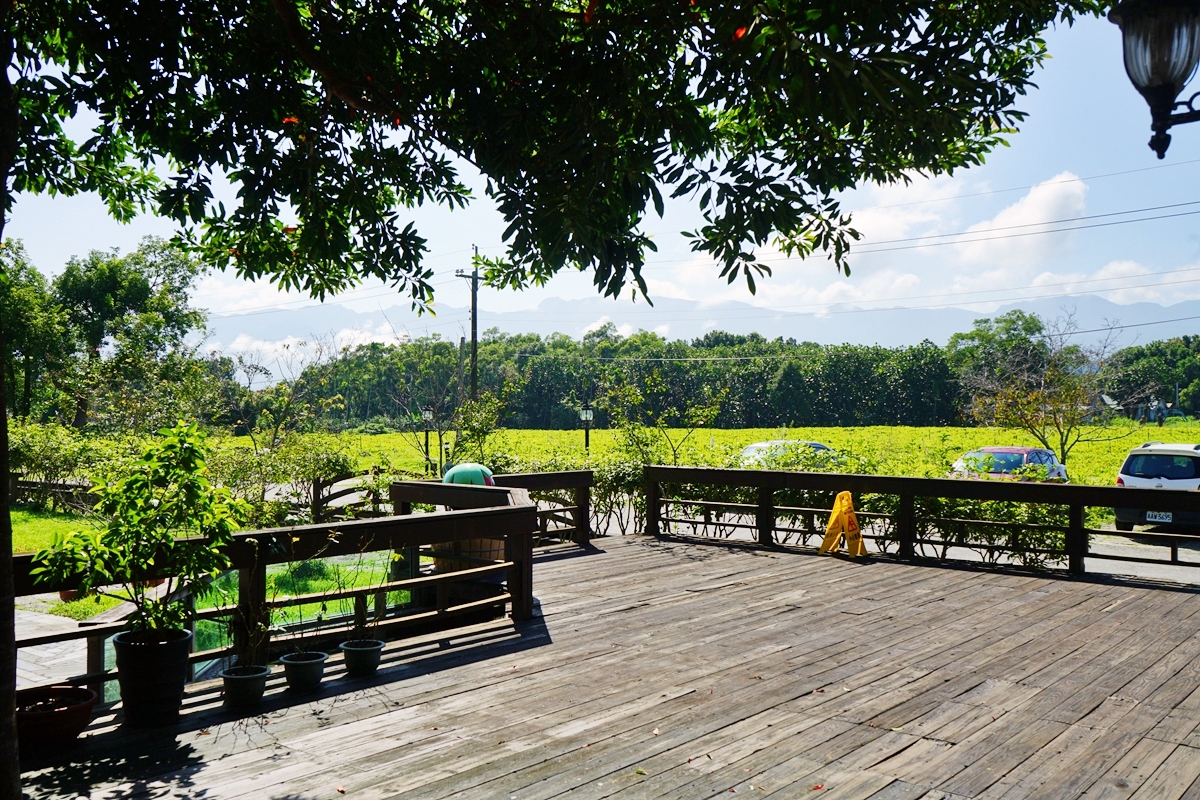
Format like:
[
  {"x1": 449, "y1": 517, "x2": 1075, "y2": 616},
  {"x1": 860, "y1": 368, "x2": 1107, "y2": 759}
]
[
  {"x1": 16, "y1": 685, "x2": 98, "y2": 752},
  {"x1": 340, "y1": 639, "x2": 385, "y2": 678},
  {"x1": 220, "y1": 664, "x2": 271, "y2": 708},
  {"x1": 432, "y1": 538, "x2": 506, "y2": 574},
  {"x1": 112, "y1": 628, "x2": 193, "y2": 728},
  {"x1": 280, "y1": 651, "x2": 327, "y2": 693}
]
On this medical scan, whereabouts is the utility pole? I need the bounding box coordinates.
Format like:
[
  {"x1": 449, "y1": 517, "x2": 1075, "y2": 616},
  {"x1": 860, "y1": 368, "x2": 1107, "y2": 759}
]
[{"x1": 456, "y1": 245, "x2": 479, "y2": 400}]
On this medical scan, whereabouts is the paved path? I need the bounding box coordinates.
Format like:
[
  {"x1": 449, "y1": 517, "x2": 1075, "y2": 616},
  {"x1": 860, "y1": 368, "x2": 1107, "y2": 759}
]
[{"x1": 15, "y1": 609, "x2": 86, "y2": 689}]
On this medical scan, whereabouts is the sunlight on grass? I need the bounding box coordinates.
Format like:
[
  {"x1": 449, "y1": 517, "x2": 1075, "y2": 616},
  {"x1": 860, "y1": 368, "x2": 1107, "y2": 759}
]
[
  {"x1": 47, "y1": 593, "x2": 124, "y2": 620},
  {"x1": 11, "y1": 507, "x2": 94, "y2": 554}
]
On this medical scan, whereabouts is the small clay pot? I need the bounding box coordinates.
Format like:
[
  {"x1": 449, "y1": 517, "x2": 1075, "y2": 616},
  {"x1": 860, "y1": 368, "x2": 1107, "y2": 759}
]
[
  {"x1": 220, "y1": 664, "x2": 271, "y2": 707},
  {"x1": 280, "y1": 651, "x2": 327, "y2": 693},
  {"x1": 339, "y1": 639, "x2": 385, "y2": 678}
]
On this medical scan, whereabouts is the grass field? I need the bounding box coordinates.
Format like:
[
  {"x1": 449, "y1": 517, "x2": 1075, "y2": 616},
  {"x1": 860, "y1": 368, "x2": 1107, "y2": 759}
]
[
  {"x1": 345, "y1": 420, "x2": 1200, "y2": 487},
  {"x1": 15, "y1": 421, "x2": 1199, "y2": 559},
  {"x1": 11, "y1": 507, "x2": 96, "y2": 555}
]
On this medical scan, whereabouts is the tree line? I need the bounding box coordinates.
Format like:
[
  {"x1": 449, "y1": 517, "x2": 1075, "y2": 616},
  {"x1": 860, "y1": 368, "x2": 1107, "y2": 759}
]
[{"x1": 5, "y1": 238, "x2": 1198, "y2": 437}]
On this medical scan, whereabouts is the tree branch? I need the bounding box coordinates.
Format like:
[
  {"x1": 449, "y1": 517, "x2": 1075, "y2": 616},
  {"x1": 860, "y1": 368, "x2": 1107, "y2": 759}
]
[{"x1": 268, "y1": 0, "x2": 395, "y2": 117}]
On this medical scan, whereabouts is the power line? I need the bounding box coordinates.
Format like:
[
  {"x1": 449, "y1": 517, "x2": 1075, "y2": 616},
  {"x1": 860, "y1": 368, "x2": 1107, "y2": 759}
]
[
  {"x1": 853, "y1": 208, "x2": 1200, "y2": 256},
  {"x1": 856, "y1": 200, "x2": 1200, "y2": 247},
  {"x1": 848, "y1": 158, "x2": 1200, "y2": 213}
]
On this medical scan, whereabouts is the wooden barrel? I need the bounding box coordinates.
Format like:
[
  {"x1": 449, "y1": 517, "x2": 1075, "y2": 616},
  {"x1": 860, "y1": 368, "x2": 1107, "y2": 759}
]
[{"x1": 433, "y1": 537, "x2": 506, "y2": 574}]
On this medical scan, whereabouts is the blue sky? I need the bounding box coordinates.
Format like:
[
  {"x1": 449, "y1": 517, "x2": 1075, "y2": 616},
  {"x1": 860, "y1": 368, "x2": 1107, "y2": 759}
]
[{"x1": 10, "y1": 13, "x2": 1200, "y2": 347}]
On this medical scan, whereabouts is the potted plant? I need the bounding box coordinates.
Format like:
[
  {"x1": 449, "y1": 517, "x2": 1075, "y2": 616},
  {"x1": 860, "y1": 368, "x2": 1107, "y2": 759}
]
[
  {"x1": 280, "y1": 649, "x2": 327, "y2": 692},
  {"x1": 15, "y1": 685, "x2": 99, "y2": 754},
  {"x1": 339, "y1": 638, "x2": 385, "y2": 678},
  {"x1": 34, "y1": 422, "x2": 248, "y2": 728},
  {"x1": 220, "y1": 599, "x2": 272, "y2": 708}
]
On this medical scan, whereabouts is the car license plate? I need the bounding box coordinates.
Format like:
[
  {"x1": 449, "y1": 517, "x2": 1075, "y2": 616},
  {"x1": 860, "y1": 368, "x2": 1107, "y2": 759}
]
[{"x1": 1146, "y1": 511, "x2": 1173, "y2": 523}]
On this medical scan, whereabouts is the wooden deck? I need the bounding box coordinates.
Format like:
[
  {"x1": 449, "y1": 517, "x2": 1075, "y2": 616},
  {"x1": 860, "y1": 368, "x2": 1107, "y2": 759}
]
[{"x1": 22, "y1": 535, "x2": 1200, "y2": 800}]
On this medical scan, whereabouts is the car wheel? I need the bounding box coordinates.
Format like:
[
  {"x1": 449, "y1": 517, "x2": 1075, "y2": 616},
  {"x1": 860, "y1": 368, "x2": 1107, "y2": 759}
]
[{"x1": 1115, "y1": 521, "x2": 1134, "y2": 532}]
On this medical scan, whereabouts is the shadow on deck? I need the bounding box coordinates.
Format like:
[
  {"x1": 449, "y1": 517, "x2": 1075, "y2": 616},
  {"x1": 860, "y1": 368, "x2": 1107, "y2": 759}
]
[{"x1": 23, "y1": 535, "x2": 1200, "y2": 800}]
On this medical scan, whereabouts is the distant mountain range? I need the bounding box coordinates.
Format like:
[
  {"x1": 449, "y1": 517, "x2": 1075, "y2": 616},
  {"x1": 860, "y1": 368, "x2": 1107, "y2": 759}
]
[{"x1": 203, "y1": 294, "x2": 1200, "y2": 352}]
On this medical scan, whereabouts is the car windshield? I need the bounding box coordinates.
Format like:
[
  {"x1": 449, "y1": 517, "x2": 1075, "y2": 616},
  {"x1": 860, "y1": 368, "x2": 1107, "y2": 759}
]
[
  {"x1": 962, "y1": 451, "x2": 1026, "y2": 473},
  {"x1": 1123, "y1": 454, "x2": 1200, "y2": 480}
]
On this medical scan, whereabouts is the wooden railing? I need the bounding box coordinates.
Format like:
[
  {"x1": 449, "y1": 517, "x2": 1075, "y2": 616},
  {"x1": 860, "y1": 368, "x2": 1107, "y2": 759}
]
[
  {"x1": 13, "y1": 488, "x2": 538, "y2": 694},
  {"x1": 388, "y1": 471, "x2": 594, "y2": 546},
  {"x1": 645, "y1": 465, "x2": 1200, "y2": 576}
]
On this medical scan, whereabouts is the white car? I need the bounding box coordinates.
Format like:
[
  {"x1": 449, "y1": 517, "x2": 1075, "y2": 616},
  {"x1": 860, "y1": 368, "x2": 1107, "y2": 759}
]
[
  {"x1": 740, "y1": 440, "x2": 831, "y2": 466},
  {"x1": 1114, "y1": 442, "x2": 1200, "y2": 531}
]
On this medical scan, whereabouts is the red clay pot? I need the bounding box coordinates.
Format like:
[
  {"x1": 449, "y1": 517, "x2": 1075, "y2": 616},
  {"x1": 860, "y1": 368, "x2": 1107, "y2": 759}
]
[{"x1": 16, "y1": 685, "x2": 99, "y2": 751}]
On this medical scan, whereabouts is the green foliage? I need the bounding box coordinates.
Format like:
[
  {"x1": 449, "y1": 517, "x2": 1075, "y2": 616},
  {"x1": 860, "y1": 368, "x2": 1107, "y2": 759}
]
[
  {"x1": 206, "y1": 431, "x2": 359, "y2": 527},
  {"x1": 32, "y1": 422, "x2": 249, "y2": 631},
  {"x1": 15, "y1": 1, "x2": 1102, "y2": 308},
  {"x1": 454, "y1": 392, "x2": 507, "y2": 465},
  {"x1": 0, "y1": 240, "x2": 71, "y2": 419}
]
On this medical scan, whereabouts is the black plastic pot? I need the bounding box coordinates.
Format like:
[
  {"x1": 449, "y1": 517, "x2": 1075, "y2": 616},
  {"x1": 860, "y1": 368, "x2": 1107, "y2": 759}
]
[
  {"x1": 339, "y1": 639, "x2": 385, "y2": 678},
  {"x1": 280, "y1": 651, "x2": 327, "y2": 692},
  {"x1": 112, "y1": 628, "x2": 193, "y2": 728},
  {"x1": 220, "y1": 664, "x2": 271, "y2": 707},
  {"x1": 16, "y1": 685, "x2": 98, "y2": 753}
]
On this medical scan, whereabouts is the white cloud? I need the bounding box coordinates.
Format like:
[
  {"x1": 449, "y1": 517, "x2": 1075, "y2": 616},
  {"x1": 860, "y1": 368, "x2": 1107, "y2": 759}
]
[
  {"x1": 653, "y1": 324, "x2": 670, "y2": 337},
  {"x1": 582, "y1": 316, "x2": 611, "y2": 335},
  {"x1": 956, "y1": 172, "x2": 1087, "y2": 265}
]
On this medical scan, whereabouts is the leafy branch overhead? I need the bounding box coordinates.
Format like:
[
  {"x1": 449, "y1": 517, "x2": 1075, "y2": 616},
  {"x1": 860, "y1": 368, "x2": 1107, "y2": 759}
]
[{"x1": 15, "y1": 0, "x2": 1102, "y2": 305}]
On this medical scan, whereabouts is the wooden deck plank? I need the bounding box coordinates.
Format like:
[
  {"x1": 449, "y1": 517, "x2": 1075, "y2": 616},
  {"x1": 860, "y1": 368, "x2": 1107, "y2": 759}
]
[{"x1": 21, "y1": 536, "x2": 1200, "y2": 800}]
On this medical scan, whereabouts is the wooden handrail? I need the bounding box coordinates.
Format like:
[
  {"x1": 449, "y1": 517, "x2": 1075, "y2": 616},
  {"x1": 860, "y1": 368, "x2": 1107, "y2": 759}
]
[
  {"x1": 644, "y1": 465, "x2": 1200, "y2": 578},
  {"x1": 645, "y1": 465, "x2": 1200, "y2": 510}
]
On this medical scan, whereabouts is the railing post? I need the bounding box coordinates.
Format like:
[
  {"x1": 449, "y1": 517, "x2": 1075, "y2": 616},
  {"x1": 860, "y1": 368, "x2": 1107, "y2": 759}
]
[
  {"x1": 646, "y1": 476, "x2": 661, "y2": 537},
  {"x1": 897, "y1": 494, "x2": 915, "y2": 559},
  {"x1": 86, "y1": 635, "x2": 106, "y2": 699},
  {"x1": 1067, "y1": 503, "x2": 1086, "y2": 576},
  {"x1": 573, "y1": 485, "x2": 591, "y2": 545},
  {"x1": 311, "y1": 477, "x2": 322, "y2": 522},
  {"x1": 506, "y1": 528, "x2": 534, "y2": 620},
  {"x1": 756, "y1": 487, "x2": 775, "y2": 546},
  {"x1": 236, "y1": 555, "x2": 270, "y2": 666}
]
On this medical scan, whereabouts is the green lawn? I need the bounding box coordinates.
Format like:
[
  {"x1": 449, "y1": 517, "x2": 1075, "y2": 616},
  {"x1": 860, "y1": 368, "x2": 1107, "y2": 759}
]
[{"x1": 11, "y1": 507, "x2": 94, "y2": 555}]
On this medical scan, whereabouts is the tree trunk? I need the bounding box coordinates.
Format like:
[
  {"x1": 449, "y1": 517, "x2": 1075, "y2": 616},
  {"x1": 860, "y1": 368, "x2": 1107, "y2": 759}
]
[
  {"x1": 0, "y1": 2, "x2": 23, "y2": 794},
  {"x1": 19, "y1": 353, "x2": 28, "y2": 418}
]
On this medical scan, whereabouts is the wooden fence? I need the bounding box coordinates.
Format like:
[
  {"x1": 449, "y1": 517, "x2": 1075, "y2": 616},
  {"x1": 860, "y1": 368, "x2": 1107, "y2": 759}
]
[
  {"x1": 645, "y1": 465, "x2": 1200, "y2": 576},
  {"x1": 388, "y1": 471, "x2": 593, "y2": 546},
  {"x1": 14, "y1": 487, "x2": 538, "y2": 694}
]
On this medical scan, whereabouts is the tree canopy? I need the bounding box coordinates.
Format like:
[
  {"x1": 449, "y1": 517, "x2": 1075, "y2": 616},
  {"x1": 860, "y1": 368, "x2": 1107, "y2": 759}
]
[{"x1": 11, "y1": 0, "x2": 1101, "y2": 304}]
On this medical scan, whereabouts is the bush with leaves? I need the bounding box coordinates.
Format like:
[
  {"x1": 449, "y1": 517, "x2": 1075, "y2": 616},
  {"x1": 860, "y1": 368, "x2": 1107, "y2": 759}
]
[{"x1": 32, "y1": 422, "x2": 249, "y2": 631}]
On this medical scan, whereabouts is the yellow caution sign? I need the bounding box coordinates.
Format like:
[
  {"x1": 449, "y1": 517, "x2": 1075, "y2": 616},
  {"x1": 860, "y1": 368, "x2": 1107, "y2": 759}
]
[{"x1": 819, "y1": 491, "x2": 867, "y2": 558}]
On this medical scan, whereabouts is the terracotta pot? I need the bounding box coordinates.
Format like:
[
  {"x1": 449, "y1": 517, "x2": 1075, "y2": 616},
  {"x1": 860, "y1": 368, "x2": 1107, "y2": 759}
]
[{"x1": 16, "y1": 685, "x2": 98, "y2": 752}]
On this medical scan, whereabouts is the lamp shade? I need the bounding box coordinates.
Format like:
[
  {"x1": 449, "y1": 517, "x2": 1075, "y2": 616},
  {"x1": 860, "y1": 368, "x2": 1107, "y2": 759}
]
[
  {"x1": 421, "y1": 406, "x2": 434, "y2": 422},
  {"x1": 1112, "y1": 0, "x2": 1200, "y2": 101},
  {"x1": 579, "y1": 407, "x2": 594, "y2": 422}
]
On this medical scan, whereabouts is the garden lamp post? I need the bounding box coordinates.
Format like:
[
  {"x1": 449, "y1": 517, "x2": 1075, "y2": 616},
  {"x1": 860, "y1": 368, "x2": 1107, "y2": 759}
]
[
  {"x1": 579, "y1": 401, "x2": 594, "y2": 452},
  {"x1": 421, "y1": 406, "x2": 434, "y2": 475},
  {"x1": 1111, "y1": 0, "x2": 1200, "y2": 157}
]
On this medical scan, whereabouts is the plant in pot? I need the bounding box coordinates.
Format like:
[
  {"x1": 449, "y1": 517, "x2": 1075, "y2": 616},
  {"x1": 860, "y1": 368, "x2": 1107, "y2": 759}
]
[
  {"x1": 273, "y1": 557, "x2": 333, "y2": 693},
  {"x1": 339, "y1": 560, "x2": 386, "y2": 679},
  {"x1": 34, "y1": 422, "x2": 248, "y2": 728},
  {"x1": 220, "y1": 570, "x2": 273, "y2": 709}
]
